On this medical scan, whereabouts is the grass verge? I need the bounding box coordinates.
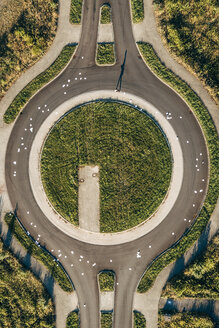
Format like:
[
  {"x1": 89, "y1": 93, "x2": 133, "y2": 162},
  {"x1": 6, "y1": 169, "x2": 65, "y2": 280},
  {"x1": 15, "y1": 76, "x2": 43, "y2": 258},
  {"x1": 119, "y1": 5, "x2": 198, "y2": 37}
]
[
  {"x1": 70, "y1": 0, "x2": 83, "y2": 24},
  {"x1": 99, "y1": 271, "x2": 115, "y2": 291},
  {"x1": 137, "y1": 42, "x2": 219, "y2": 293},
  {"x1": 101, "y1": 312, "x2": 112, "y2": 328},
  {"x1": 66, "y1": 311, "x2": 80, "y2": 327},
  {"x1": 134, "y1": 311, "x2": 146, "y2": 327},
  {"x1": 4, "y1": 213, "x2": 73, "y2": 293},
  {"x1": 41, "y1": 100, "x2": 172, "y2": 232},
  {"x1": 131, "y1": 0, "x2": 144, "y2": 23},
  {"x1": 3, "y1": 44, "x2": 77, "y2": 124},
  {"x1": 153, "y1": 0, "x2": 219, "y2": 102},
  {"x1": 158, "y1": 310, "x2": 214, "y2": 328},
  {"x1": 96, "y1": 43, "x2": 115, "y2": 65},
  {"x1": 0, "y1": 237, "x2": 55, "y2": 327},
  {"x1": 100, "y1": 5, "x2": 111, "y2": 24},
  {"x1": 161, "y1": 235, "x2": 219, "y2": 299}
]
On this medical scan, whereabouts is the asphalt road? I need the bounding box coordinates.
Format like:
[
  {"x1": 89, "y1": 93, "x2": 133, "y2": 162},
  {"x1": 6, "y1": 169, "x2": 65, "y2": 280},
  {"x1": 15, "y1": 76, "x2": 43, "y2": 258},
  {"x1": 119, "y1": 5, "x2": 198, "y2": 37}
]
[{"x1": 5, "y1": 0, "x2": 209, "y2": 327}]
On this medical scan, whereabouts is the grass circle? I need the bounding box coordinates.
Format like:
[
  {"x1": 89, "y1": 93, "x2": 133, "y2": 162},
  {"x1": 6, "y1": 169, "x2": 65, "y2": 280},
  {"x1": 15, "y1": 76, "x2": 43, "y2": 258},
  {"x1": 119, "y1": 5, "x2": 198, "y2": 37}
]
[{"x1": 41, "y1": 101, "x2": 172, "y2": 232}]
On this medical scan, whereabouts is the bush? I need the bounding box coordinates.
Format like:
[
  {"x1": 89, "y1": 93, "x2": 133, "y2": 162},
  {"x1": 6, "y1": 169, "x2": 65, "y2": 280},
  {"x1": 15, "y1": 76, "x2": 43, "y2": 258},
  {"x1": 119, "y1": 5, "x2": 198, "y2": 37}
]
[
  {"x1": 96, "y1": 43, "x2": 115, "y2": 65},
  {"x1": 162, "y1": 235, "x2": 219, "y2": 299},
  {"x1": 100, "y1": 5, "x2": 111, "y2": 24},
  {"x1": 0, "y1": 237, "x2": 55, "y2": 327},
  {"x1": 66, "y1": 311, "x2": 80, "y2": 328},
  {"x1": 99, "y1": 271, "x2": 115, "y2": 291},
  {"x1": 0, "y1": 0, "x2": 58, "y2": 101},
  {"x1": 131, "y1": 0, "x2": 144, "y2": 23},
  {"x1": 154, "y1": 0, "x2": 219, "y2": 102},
  {"x1": 70, "y1": 0, "x2": 83, "y2": 24}
]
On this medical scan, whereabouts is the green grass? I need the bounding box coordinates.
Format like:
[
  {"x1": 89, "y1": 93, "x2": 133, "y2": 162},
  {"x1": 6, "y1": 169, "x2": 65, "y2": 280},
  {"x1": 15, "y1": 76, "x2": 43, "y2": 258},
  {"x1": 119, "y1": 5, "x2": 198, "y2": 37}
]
[
  {"x1": 137, "y1": 42, "x2": 219, "y2": 293},
  {"x1": 162, "y1": 235, "x2": 219, "y2": 299},
  {"x1": 96, "y1": 43, "x2": 115, "y2": 65},
  {"x1": 0, "y1": 237, "x2": 55, "y2": 328},
  {"x1": 3, "y1": 44, "x2": 76, "y2": 124},
  {"x1": 4, "y1": 213, "x2": 73, "y2": 293},
  {"x1": 158, "y1": 310, "x2": 214, "y2": 328},
  {"x1": 101, "y1": 312, "x2": 112, "y2": 328},
  {"x1": 131, "y1": 0, "x2": 144, "y2": 23},
  {"x1": 134, "y1": 311, "x2": 146, "y2": 327},
  {"x1": 0, "y1": 0, "x2": 58, "y2": 102},
  {"x1": 100, "y1": 5, "x2": 111, "y2": 24},
  {"x1": 154, "y1": 0, "x2": 219, "y2": 102},
  {"x1": 41, "y1": 101, "x2": 172, "y2": 233},
  {"x1": 66, "y1": 311, "x2": 80, "y2": 327},
  {"x1": 70, "y1": 0, "x2": 83, "y2": 24},
  {"x1": 99, "y1": 271, "x2": 115, "y2": 291}
]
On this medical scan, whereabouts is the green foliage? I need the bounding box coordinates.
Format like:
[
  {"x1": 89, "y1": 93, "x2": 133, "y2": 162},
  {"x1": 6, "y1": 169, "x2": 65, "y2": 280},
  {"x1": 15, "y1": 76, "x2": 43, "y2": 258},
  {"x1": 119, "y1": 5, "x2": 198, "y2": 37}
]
[
  {"x1": 137, "y1": 42, "x2": 219, "y2": 293},
  {"x1": 3, "y1": 45, "x2": 76, "y2": 123},
  {"x1": 0, "y1": 237, "x2": 55, "y2": 327},
  {"x1": 162, "y1": 235, "x2": 219, "y2": 299},
  {"x1": 100, "y1": 5, "x2": 111, "y2": 24},
  {"x1": 4, "y1": 213, "x2": 73, "y2": 293},
  {"x1": 96, "y1": 43, "x2": 115, "y2": 65},
  {"x1": 41, "y1": 101, "x2": 172, "y2": 232},
  {"x1": 99, "y1": 271, "x2": 115, "y2": 291},
  {"x1": 0, "y1": 0, "x2": 58, "y2": 101},
  {"x1": 101, "y1": 312, "x2": 112, "y2": 328},
  {"x1": 154, "y1": 0, "x2": 219, "y2": 101},
  {"x1": 134, "y1": 311, "x2": 146, "y2": 327},
  {"x1": 70, "y1": 0, "x2": 83, "y2": 24},
  {"x1": 66, "y1": 311, "x2": 80, "y2": 328},
  {"x1": 158, "y1": 310, "x2": 214, "y2": 328},
  {"x1": 131, "y1": 0, "x2": 144, "y2": 23}
]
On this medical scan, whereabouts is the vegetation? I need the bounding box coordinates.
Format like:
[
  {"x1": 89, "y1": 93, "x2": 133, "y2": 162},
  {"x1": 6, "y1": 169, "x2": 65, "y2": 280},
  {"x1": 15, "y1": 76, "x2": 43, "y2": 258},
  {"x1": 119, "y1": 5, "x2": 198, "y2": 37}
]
[
  {"x1": 0, "y1": 0, "x2": 58, "y2": 102},
  {"x1": 4, "y1": 44, "x2": 76, "y2": 124},
  {"x1": 101, "y1": 312, "x2": 112, "y2": 328},
  {"x1": 41, "y1": 101, "x2": 172, "y2": 232},
  {"x1": 96, "y1": 43, "x2": 115, "y2": 65},
  {"x1": 0, "y1": 237, "x2": 55, "y2": 327},
  {"x1": 134, "y1": 311, "x2": 146, "y2": 327},
  {"x1": 154, "y1": 0, "x2": 219, "y2": 102},
  {"x1": 131, "y1": 0, "x2": 144, "y2": 23},
  {"x1": 137, "y1": 42, "x2": 219, "y2": 293},
  {"x1": 66, "y1": 311, "x2": 80, "y2": 328},
  {"x1": 100, "y1": 5, "x2": 111, "y2": 24},
  {"x1": 162, "y1": 235, "x2": 219, "y2": 299},
  {"x1": 70, "y1": 0, "x2": 83, "y2": 24},
  {"x1": 158, "y1": 310, "x2": 214, "y2": 328},
  {"x1": 99, "y1": 271, "x2": 114, "y2": 291},
  {"x1": 5, "y1": 213, "x2": 73, "y2": 293}
]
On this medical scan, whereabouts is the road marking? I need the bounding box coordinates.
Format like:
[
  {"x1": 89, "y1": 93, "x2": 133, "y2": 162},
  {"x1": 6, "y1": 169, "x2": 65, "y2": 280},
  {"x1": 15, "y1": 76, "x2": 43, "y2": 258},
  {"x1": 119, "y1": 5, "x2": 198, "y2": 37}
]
[
  {"x1": 149, "y1": 245, "x2": 152, "y2": 248},
  {"x1": 71, "y1": 250, "x2": 74, "y2": 254},
  {"x1": 172, "y1": 232, "x2": 175, "y2": 235}
]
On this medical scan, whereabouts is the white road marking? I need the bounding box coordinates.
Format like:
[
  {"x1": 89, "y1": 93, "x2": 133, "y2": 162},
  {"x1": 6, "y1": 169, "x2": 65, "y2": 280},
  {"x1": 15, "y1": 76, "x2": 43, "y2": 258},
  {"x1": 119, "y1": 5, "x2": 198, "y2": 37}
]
[
  {"x1": 71, "y1": 251, "x2": 74, "y2": 254},
  {"x1": 13, "y1": 161, "x2": 16, "y2": 165},
  {"x1": 18, "y1": 148, "x2": 20, "y2": 152}
]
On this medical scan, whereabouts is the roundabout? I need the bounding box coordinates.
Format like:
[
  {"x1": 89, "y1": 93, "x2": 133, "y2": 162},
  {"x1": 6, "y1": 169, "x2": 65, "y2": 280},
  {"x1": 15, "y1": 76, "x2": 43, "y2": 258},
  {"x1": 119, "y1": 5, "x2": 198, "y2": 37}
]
[
  {"x1": 30, "y1": 90, "x2": 183, "y2": 245},
  {"x1": 3, "y1": 0, "x2": 212, "y2": 327}
]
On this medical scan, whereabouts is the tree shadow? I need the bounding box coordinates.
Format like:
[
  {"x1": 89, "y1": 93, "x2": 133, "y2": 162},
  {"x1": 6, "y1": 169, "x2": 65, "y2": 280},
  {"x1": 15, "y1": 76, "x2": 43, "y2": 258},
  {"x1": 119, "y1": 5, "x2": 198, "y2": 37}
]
[{"x1": 166, "y1": 221, "x2": 212, "y2": 283}]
